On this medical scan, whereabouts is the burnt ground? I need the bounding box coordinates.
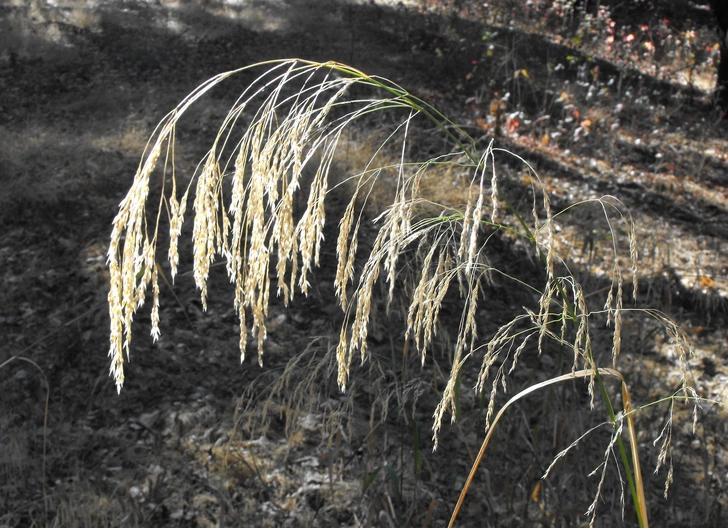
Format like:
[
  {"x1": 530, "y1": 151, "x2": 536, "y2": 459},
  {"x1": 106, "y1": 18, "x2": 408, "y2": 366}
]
[{"x1": 2, "y1": 1, "x2": 728, "y2": 527}]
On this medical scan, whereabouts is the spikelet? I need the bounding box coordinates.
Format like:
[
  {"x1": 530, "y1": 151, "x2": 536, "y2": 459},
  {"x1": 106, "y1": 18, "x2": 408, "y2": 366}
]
[
  {"x1": 432, "y1": 275, "x2": 480, "y2": 445},
  {"x1": 421, "y1": 253, "x2": 455, "y2": 361},
  {"x1": 536, "y1": 189, "x2": 556, "y2": 353},
  {"x1": 476, "y1": 316, "x2": 518, "y2": 394},
  {"x1": 336, "y1": 325, "x2": 350, "y2": 390},
  {"x1": 273, "y1": 185, "x2": 296, "y2": 303},
  {"x1": 570, "y1": 283, "x2": 597, "y2": 406},
  {"x1": 653, "y1": 401, "x2": 674, "y2": 497},
  {"x1": 572, "y1": 283, "x2": 587, "y2": 370},
  {"x1": 466, "y1": 155, "x2": 490, "y2": 277},
  {"x1": 543, "y1": 190, "x2": 555, "y2": 280},
  {"x1": 466, "y1": 190, "x2": 484, "y2": 278},
  {"x1": 243, "y1": 123, "x2": 272, "y2": 365},
  {"x1": 405, "y1": 238, "x2": 456, "y2": 363},
  {"x1": 297, "y1": 139, "x2": 336, "y2": 295},
  {"x1": 168, "y1": 185, "x2": 189, "y2": 280},
  {"x1": 348, "y1": 226, "x2": 386, "y2": 363},
  {"x1": 192, "y1": 156, "x2": 222, "y2": 311},
  {"x1": 628, "y1": 217, "x2": 639, "y2": 300},
  {"x1": 610, "y1": 274, "x2": 623, "y2": 368},
  {"x1": 383, "y1": 116, "x2": 416, "y2": 311},
  {"x1": 458, "y1": 148, "x2": 492, "y2": 275},
  {"x1": 487, "y1": 144, "x2": 499, "y2": 224},
  {"x1": 604, "y1": 280, "x2": 615, "y2": 326},
  {"x1": 107, "y1": 139, "x2": 162, "y2": 392},
  {"x1": 405, "y1": 241, "x2": 439, "y2": 354},
  {"x1": 432, "y1": 352, "x2": 463, "y2": 448},
  {"x1": 334, "y1": 190, "x2": 360, "y2": 308},
  {"x1": 463, "y1": 276, "x2": 480, "y2": 354},
  {"x1": 508, "y1": 333, "x2": 532, "y2": 375},
  {"x1": 383, "y1": 194, "x2": 411, "y2": 312},
  {"x1": 150, "y1": 264, "x2": 161, "y2": 342},
  {"x1": 458, "y1": 199, "x2": 473, "y2": 265}
]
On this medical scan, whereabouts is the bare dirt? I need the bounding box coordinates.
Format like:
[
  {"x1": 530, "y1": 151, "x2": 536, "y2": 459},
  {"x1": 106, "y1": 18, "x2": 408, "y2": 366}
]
[{"x1": 2, "y1": 1, "x2": 728, "y2": 527}]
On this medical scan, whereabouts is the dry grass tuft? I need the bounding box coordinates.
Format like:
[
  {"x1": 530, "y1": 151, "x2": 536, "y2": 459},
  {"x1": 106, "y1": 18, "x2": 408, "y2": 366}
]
[{"x1": 108, "y1": 59, "x2": 704, "y2": 526}]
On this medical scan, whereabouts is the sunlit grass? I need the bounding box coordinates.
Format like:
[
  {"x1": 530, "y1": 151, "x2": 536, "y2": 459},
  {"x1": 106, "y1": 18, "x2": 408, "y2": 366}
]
[{"x1": 108, "y1": 58, "x2": 703, "y2": 526}]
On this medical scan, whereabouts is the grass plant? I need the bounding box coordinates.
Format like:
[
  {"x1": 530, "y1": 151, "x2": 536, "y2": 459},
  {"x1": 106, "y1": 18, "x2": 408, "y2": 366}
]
[{"x1": 108, "y1": 59, "x2": 701, "y2": 526}]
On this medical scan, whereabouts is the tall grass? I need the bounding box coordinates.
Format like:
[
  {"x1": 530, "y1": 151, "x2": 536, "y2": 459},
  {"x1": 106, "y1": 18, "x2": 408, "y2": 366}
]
[{"x1": 107, "y1": 59, "x2": 699, "y2": 526}]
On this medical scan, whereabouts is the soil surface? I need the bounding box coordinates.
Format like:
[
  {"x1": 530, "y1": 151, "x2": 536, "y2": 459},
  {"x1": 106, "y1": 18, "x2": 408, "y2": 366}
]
[{"x1": 2, "y1": 1, "x2": 728, "y2": 527}]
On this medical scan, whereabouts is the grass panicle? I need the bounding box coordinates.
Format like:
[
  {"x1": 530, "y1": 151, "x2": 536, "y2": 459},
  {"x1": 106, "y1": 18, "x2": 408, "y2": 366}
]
[{"x1": 108, "y1": 59, "x2": 701, "y2": 526}]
